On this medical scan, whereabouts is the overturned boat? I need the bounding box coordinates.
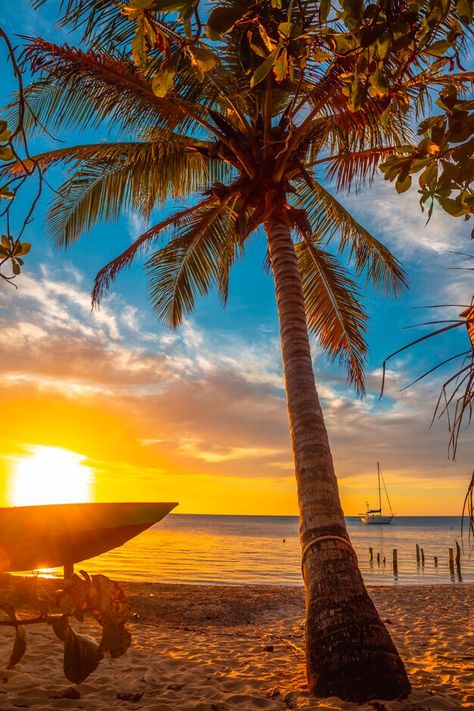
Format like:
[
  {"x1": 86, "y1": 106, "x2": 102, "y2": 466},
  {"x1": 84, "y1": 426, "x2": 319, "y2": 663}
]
[{"x1": 0, "y1": 501, "x2": 177, "y2": 572}]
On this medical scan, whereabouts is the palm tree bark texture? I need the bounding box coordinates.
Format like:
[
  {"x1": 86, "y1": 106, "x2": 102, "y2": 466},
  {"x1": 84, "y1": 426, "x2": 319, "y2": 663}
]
[{"x1": 265, "y1": 200, "x2": 410, "y2": 700}]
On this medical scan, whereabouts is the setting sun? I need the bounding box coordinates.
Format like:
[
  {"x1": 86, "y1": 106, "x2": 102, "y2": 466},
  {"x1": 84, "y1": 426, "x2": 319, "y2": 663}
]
[{"x1": 8, "y1": 445, "x2": 94, "y2": 506}]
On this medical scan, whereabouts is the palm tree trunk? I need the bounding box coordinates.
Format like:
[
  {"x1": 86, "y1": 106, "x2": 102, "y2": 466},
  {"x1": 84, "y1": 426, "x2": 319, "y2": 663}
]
[{"x1": 265, "y1": 206, "x2": 411, "y2": 702}]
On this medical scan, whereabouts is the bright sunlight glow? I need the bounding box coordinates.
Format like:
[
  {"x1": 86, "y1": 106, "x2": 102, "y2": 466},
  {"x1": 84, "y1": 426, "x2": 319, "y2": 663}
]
[{"x1": 8, "y1": 445, "x2": 93, "y2": 506}]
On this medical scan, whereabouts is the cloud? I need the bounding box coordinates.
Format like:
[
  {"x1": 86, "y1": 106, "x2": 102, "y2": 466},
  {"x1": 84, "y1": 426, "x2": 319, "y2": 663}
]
[
  {"x1": 0, "y1": 262, "x2": 472, "y2": 514},
  {"x1": 342, "y1": 177, "x2": 469, "y2": 258}
]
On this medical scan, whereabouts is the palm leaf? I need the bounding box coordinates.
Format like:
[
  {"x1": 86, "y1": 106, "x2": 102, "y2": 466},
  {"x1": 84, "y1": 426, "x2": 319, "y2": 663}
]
[
  {"x1": 20, "y1": 40, "x2": 218, "y2": 139},
  {"x1": 92, "y1": 200, "x2": 214, "y2": 305},
  {"x1": 296, "y1": 240, "x2": 368, "y2": 393},
  {"x1": 44, "y1": 142, "x2": 232, "y2": 245},
  {"x1": 146, "y1": 198, "x2": 239, "y2": 327},
  {"x1": 294, "y1": 177, "x2": 408, "y2": 295}
]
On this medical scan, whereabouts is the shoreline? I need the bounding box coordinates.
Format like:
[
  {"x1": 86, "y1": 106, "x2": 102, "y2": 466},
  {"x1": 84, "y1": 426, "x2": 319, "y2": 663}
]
[{"x1": 0, "y1": 576, "x2": 472, "y2": 709}]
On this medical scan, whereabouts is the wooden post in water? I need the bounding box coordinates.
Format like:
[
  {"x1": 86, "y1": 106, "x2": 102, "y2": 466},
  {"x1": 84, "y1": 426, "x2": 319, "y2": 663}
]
[
  {"x1": 63, "y1": 563, "x2": 74, "y2": 579},
  {"x1": 421, "y1": 548, "x2": 425, "y2": 567},
  {"x1": 416, "y1": 544, "x2": 420, "y2": 565},
  {"x1": 376, "y1": 552, "x2": 381, "y2": 566},
  {"x1": 448, "y1": 548, "x2": 455, "y2": 579},
  {"x1": 455, "y1": 541, "x2": 462, "y2": 581},
  {"x1": 434, "y1": 556, "x2": 438, "y2": 568},
  {"x1": 392, "y1": 549, "x2": 398, "y2": 578},
  {"x1": 369, "y1": 547, "x2": 373, "y2": 562}
]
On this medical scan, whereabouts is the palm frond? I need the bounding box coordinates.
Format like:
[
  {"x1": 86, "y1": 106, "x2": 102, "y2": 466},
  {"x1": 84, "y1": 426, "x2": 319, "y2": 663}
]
[
  {"x1": 294, "y1": 177, "x2": 408, "y2": 295},
  {"x1": 92, "y1": 200, "x2": 214, "y2": 305},
  {"x1": 33, "y1": 0, "x2": 132, "y2": 49},
  {"x1": 296, "y1": 241, "x2": 368, "y2": 394},
  {"x1": 21, "y1": 40, "x2": 217, "y2": 139},
  {"x1": 324, "y1": 146, "x2": 402, "y2": 193},
  {"x1": 146, "y1": 198, "x2": 239, "y2": 327},
  {"x1": 45, "y1": 142, "x2": 232, "y2": 246}
]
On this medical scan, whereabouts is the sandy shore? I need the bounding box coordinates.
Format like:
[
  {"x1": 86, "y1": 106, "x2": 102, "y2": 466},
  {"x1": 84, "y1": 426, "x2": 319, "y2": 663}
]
[{"x1": 0, "y1": 576, "x2": 472, "y2": 710}]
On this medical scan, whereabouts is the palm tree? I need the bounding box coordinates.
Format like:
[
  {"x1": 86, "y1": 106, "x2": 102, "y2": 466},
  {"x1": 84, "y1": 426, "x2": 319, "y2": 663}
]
[{"x1": 2, "y1": 0, "x2": 431, "y2": 700}]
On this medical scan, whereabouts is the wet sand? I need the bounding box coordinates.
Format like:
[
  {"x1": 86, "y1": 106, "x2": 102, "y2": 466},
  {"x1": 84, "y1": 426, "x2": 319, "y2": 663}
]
[{"x1": 0, "y1": 576, "x2": 472, "y2": 710}]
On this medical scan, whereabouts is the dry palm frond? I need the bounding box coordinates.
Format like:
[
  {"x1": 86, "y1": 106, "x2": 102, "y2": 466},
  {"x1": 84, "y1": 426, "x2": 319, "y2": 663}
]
[{"x1": 382, "y1": 305, "x2": 474, "y2": 459}]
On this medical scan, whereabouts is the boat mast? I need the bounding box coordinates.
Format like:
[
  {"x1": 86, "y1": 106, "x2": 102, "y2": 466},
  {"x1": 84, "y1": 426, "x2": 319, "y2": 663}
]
[{"x1": 377, "y1": 461, "x2": 382, "y2": 513}]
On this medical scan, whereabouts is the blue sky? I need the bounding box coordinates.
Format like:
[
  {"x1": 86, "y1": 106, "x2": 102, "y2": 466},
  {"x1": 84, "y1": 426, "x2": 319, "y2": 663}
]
[{"x1": 0, "y1": 0, "x2": 473, "y2": 515}]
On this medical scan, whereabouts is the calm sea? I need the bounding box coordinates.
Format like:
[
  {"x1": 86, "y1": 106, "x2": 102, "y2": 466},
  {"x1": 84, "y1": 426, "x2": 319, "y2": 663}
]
[{"x1": 55, "y1": 514, "x2": 474, "y2": 586}]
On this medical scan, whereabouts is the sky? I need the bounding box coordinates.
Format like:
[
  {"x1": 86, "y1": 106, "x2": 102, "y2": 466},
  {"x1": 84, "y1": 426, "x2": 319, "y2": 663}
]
[{"x1": 0, "y1": 1, "x2": 473, "y2": 516}]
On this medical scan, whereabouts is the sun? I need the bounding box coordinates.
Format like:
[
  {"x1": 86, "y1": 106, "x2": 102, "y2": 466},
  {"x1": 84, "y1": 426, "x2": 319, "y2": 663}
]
[{"x1": 8, "y1": 445, "x2": 94, "y2": 507}]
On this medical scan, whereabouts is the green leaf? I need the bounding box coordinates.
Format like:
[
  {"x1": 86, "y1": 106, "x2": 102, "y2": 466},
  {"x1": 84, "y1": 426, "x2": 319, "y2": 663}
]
[
  {"x1": 341, "y1": 0, "x2": 363, "y2": 20},
  {"x1": 19, "y1": 242, "x2": 32, "y2": 256},
  {"x1": 12, "y1": 261, "x2": 21, "y2": 275},
  {"x1": 271, "y1": 0, "x2": 282, "y2": 8},
  {"x1": 0, "y1": 184, "x2": 14, "y2": 199},
  {"x1": 439, "y1": 196, "x2": 465, "y2": 216},
  {"x1": 427, "y1": 39, "x2": 451, "y2": 57},
  {"x1": 99, "y1": 621, "x2": 132, "y2": 658},
  {"x1": 131, "y1": 25, "x2": 147, "y2": 68},
  {"x1": 347, "y1": 75, "x2": 365, "y2": 112},
  {"x1": 0, "y1": 145, "x2": 14, "y2": 162},
  {"x1": 273, "y1": 50, "x2": 288, "y2": 82},
  {"x1": 396, "y1": 175, "x2": 412, "y2": 193},
  {"x1": 130, "y1": 0, "x2": 155, "y2": 7},
  {"x1": 0, "y1": 127, "x2": 11, "y2": 142},
  {"x1": 189, "y1": 46, "x2": 217, "y2": 81},
  {"x1": 151, "y1": 64, "x2": 176, "y2": 97},
  {"x1": 278, "y1": 22, "x2": 292, "y2": 39},
  {"x1": 205, "y1": 6, "x2": 247, "y2": 40},
  {"x1": 154, "y1": 0, "x2": 196, "y2": 11},
  {"x1": 250, "y1": 49, "x2": 278, "y2": 88},
  {"x1": 312, "y1": 48, "x2": 332, "y2": 62}
]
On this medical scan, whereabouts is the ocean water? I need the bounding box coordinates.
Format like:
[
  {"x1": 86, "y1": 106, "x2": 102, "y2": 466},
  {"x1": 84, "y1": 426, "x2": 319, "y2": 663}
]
[{"x1": 55, "y1": 514, "x2": 474, "y2": 586}]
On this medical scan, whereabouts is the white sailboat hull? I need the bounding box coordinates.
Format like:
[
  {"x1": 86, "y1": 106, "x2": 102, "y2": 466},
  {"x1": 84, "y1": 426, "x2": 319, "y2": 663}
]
[{"x1": 360, "y1": 514, "x2": 394, "y2": 525}]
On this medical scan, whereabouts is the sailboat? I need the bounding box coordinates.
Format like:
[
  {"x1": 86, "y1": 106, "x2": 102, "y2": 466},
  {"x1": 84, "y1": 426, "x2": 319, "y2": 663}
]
[{"x1": 359, "y1": 462, "x2": 394, "y2": 525}]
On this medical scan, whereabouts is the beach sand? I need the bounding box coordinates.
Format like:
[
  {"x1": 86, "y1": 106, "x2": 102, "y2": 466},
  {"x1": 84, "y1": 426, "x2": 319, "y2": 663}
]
[{"x1": 0, "y1": 577, "x2": 472, "y2": 710}]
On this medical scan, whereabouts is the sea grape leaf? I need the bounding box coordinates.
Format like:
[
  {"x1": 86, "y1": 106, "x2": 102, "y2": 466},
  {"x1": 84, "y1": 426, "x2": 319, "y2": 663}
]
[
  {"x1": 130, "y1": 0, "x2": 155, "y2": 7},
  {"x1": 152, "y1": 63, "x2": 176, "y2": 97},
  {"x1": 0, "y1": 127, "x2": 11, "y2": 142},
  {"x1": 250, "y1": 49, "x2": 278, "y2": 87},
  {"x1": 206, "y1": 6, "x2": 246, "y2": 40},
  {"x1": 51, "y1": 616, "x2": 69, "y2": 641},
  {"x1": 273, "y1": 50, "x2": 288, "y2": 82},
  {"x1": 0, "y1": 603, "x2": 27, "y2": 670},
  {"x1": 63, "y1": 624, "x2": 103, "y2": 684},
  {"x1": 189, "y1": 46, "x2": 217, "y2": 80},
  {"x1": 0, "y1": 184, "x2": 14, "y2": 199},
  {"x1": 91, "y1": 575, "x2": 129, "y2": 626},
  {"x1": 89, "y1": 575, "x2": 131, "y2": 658},
  {"x1": 99, "y1": 621, "x2": 132, "y2": 658},
  {"x1": 0, "y1": 145, "x2": 14, "y2": 162},
  {"x1": 395, "y1": 174, "x2": 412, "y2": 193}
]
